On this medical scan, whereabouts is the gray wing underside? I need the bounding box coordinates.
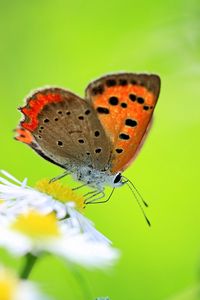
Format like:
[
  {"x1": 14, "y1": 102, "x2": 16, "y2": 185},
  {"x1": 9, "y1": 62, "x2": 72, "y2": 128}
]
[{"x1": 31, "y1": 88, "x2": 112, "y2": 171}]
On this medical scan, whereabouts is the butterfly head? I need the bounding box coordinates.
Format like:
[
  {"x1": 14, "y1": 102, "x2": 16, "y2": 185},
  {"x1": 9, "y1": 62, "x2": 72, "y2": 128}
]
[{"x1": 112, "y1": 172, "x2": 124, "y2": 187}]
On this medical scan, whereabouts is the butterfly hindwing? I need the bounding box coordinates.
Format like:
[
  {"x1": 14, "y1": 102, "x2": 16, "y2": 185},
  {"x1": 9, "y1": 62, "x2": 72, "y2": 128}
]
[
  {"x1": 85, "y1": 73, "x2": 161, "y2": 173},
  {"x1": 17, "y1": 88, "x2": 112, "y2": 170}
]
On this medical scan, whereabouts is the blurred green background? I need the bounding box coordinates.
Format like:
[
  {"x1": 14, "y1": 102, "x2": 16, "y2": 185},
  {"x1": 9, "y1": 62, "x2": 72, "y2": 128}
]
[{"x1": 0, "y1": 0, "x2": 200, "y2": 299}]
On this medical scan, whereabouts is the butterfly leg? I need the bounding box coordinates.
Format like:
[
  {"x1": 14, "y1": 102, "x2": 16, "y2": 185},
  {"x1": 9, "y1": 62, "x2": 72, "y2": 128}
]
[
  {"x1": 84, "y1": 187, "x2": 115, "y2": 205},
  {"x1": 72, "y1": 183, "x2": 88, "y2": 190},
  {"x1": 83, "y1": 189, "x2": 99, "y2": 197},
  {"x1": 49, "y1": 171, "x2": 70, "y2": 183},
  {"x1": 84, "y1": 190, "x2": 106, "y2": 205}
]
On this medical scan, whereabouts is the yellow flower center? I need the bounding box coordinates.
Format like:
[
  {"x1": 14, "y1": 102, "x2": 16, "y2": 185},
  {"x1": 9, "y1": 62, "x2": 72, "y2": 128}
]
[
  {"x1": 0, "y1": 270, "x2": 18, "y2": 300},
  {"x1": 35, "y1": 178, "x2": 84, "y2": 210},
  {"x1": 11, "y1": 210, "x2": 60, "y2": 238}
]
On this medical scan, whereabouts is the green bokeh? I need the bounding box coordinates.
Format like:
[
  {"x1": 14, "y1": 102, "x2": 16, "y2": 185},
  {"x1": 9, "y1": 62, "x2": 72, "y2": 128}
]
[{"x1": 0, "y1": 0, "x2": 200, "y2": 299}]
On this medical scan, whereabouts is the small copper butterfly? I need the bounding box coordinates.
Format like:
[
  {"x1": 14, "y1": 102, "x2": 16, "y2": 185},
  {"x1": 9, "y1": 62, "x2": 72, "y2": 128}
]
[{"x1": 15, "y1": 73, "x2": 160, "y2": 208}]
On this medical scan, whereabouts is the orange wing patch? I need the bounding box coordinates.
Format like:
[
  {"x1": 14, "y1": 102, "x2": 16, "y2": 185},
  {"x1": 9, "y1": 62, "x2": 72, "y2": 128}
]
[
  {"x1": 20, "y1": 91, "x2": 62, "y2": 132},
  {"x1": 85, "y1": 74, "x2": 160, "y2": 173},
  {"x1": 15, "y1": 128, "x2": 35, "y2": 145}
]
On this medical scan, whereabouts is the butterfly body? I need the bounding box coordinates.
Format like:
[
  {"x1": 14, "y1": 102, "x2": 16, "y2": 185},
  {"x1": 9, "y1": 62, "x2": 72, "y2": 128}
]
[
  {"x1": 71, "y1": 165, "x2": 122, "y2": 190},
  {"x1": 16, "y1": 73, "x2": 160, "y2": 192}
]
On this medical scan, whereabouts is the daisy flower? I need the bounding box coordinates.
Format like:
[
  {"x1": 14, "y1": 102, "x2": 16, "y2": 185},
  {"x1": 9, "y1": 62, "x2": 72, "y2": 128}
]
[
  {"x1": 0, "y1": 208, "x2": 119, "y2": 268},
  {"x1": 0, "y1": 170, "x2": 110, "y2": 244},
  {"x1": 0, "y1": 170, "x2": 78, "y2": 219},
  {"x1": 0, "y1": 265, "x2": 49, "y2": 300},
  {"x1": 0, "y1": 170, "x2": 119, "y2": 268}
]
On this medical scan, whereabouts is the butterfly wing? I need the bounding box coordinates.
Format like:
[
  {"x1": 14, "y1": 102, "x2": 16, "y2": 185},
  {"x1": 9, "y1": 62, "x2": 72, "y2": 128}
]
[
  {"x1": 15, "y1": 127, "x2": 67, "y2": 168},
  {"x1": 85, "y1": 73, "x2": 161, "y2": 173},
  {"x1": 16, "y1": 88, "x2": 112, "y2": 171}
]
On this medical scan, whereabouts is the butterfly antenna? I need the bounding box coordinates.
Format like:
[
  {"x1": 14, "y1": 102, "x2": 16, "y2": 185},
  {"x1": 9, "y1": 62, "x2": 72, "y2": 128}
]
[
  {"x1": 122, "y1": 176, "x2": 148, "y2": 207},
  {"x1": 122, "y1": 176, "x2": 151, "y2": 226}
]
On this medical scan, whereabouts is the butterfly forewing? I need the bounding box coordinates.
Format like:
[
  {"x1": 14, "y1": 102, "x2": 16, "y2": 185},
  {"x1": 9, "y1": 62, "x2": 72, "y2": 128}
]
[
  {"x1": 85, "y1": 73, "x2": 161, "y2": 173},
  {"x1": 17, "y1": 88, "x2": 112, "y2": 171}
]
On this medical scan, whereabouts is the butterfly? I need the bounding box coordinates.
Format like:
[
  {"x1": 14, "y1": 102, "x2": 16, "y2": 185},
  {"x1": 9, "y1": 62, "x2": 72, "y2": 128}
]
[{"x1": 15, "y1": 73, "x2": 160, "y2": 208}]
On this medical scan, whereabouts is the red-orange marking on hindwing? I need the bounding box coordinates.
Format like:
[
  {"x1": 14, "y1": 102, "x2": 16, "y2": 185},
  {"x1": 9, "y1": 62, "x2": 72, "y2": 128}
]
[
  {"x1": 20, "y1": 92, "x2": 62, "y2": 132},
  {"x1": 15, "y1": 128, "x2": 34, "y2": 145}
]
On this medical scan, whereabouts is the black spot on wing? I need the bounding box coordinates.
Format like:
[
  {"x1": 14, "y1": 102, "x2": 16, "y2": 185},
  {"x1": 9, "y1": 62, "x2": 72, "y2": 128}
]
[
  {"x1": 125, "y1": 119, "x2": 137, "y2": 127},
  {"x1": 109, "y1": 96, "x2": 119, "y2": 105},
  {"x1": 96, "y1": 107, "x2": 110, "y2": 114},
  {"x1": 119, "y1": 133, "x2": 130, "y2": 140}
]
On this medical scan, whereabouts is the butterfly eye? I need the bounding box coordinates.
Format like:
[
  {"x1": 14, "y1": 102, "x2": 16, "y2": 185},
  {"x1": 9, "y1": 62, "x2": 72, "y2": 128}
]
[{"x1": 113, "y1": 173, "x2": 122, "y2": 184}]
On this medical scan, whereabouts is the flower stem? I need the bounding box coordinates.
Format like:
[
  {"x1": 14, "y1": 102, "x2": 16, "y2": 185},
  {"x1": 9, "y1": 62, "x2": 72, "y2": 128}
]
[
  {"x1": 20, "y1": 253, "x2": 38, "y2": 279},
  {"x1": 70, "y1": 265, "x2": 93, "y2": 300}
]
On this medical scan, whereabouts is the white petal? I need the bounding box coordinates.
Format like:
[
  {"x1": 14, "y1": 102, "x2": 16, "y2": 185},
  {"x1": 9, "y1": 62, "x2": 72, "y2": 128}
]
[
  {"x1": 53, "y1": 200, "x2": 68, "y2": 219},
  {"x1": 65, "y1": 205, "x2": 111, "y2": 244},
  {"x1": 0, "y1": 177, "x2": 21, "y2": 188},
  {"x1": 0, "y1": 228, "x2": 31, "y2": 256},
  {"x1": 0, "y1": 170, "x2": 23, "y2": 185},
  {"x1": 45, "y1": 233, "x2": 120, "y2": 268},
  {"x1": 21, "y1": 177, "x2": 28, "y2": 188}
]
